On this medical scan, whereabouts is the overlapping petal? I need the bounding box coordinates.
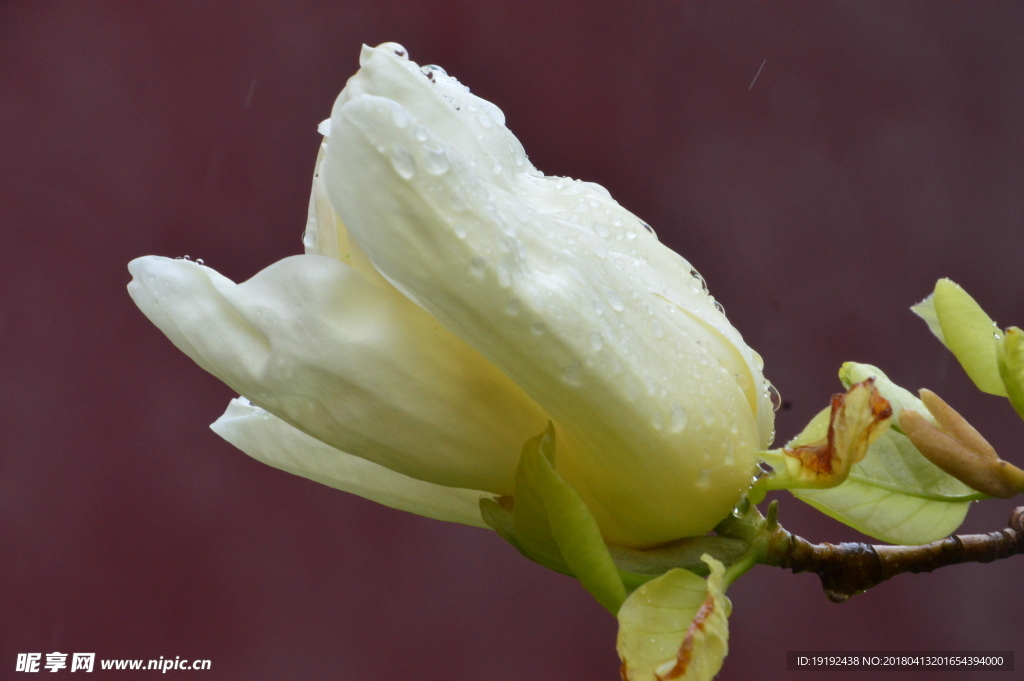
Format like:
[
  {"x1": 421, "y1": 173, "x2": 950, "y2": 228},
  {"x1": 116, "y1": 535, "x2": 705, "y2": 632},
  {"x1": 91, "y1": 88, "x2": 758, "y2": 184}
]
[
  {"x1": 128, "y1": 253, "x2": 549, "y2": 496},
  {"x1": 212, "y1": 398, "x2": 491, "y2": 527}
]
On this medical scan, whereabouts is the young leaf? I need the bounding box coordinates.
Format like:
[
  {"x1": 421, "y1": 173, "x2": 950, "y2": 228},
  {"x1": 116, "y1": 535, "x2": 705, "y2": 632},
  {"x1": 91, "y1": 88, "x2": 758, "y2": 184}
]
[
  {"x1": 792, "y1": 428, "x2": 978, "y2": 544},
  {"x1": 840, "y1": 362, "x2": 937, "y2": 433},
  {"x1": 617, "y1": 555, "x2": 731, "y2": 681},
  {"x1": 997, "y1": 327, "x2": 1024, "y2": 420},
  {"x1": 928, "y1": 279, "x2": 1007, "y2": 396}
]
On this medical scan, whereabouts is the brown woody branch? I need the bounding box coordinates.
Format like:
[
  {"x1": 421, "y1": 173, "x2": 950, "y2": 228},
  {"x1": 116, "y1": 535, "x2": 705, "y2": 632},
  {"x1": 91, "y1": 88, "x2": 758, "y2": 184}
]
[{"x1": 763, "y1": 506, "x2": 1024, "y2": 603}]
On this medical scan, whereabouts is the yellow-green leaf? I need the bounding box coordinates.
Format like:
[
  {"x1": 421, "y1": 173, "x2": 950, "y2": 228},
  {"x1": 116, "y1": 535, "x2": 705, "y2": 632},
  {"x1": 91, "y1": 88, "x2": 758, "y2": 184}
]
[
  {"x1": 932, "y1": 278, "x2": 1007, "y2": 396},
  {"x1": 792, "y1": 428, "x2": 978, "y2": 544},
  {"x1": 839, "y1": 362, "x2": 937, "y2": 433},
  {"x1": 997, "y1": 327, "x2": 1024, "y2": 421},
  {"x1": 617, "y1": 555, "x2": 731, "y2": 681}
]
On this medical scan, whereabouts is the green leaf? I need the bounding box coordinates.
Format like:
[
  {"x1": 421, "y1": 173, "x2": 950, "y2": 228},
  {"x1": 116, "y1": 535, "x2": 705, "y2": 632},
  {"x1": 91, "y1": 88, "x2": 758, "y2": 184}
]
[
  {"x1": 617, "y1": 555, "x2": 731, "y2": 681},
  {"x1": 792, "y1": 428, "x2": 979, "y2": 544},
  {"x1": 490, "y1": 424, "x2": 628, "y2": 613},
  {"x1": 997, "y1": 327, "x2": 1024, "y2": 421},
  {"x1": 840, "y1": 362, "x2": 937, "y2": 434},
  {"x1": 931, "y1": 278, "x2": 1007, "y2": 396}
]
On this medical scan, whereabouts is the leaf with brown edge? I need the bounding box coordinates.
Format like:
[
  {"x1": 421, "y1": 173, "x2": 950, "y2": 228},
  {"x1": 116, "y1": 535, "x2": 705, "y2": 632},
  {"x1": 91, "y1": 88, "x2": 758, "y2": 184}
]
[
  {"x1": 617, "y1": 555, "x2": 730, "y2": 681},
  {"x1": 760, "y1": 379, "x2": 893, "y2": 492}
]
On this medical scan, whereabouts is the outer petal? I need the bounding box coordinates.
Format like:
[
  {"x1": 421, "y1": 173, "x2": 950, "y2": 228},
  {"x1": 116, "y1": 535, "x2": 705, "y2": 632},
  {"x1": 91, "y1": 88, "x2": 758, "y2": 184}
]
[
  {"x1": 127, "y1": 254, "x2": 549, "y2": 496},
  {"x1": 211, "y1": 398, "x2": 490, "y2": 527},
  {"x1": 322, "y1": 46, "x2": 774, "y2": 547}
]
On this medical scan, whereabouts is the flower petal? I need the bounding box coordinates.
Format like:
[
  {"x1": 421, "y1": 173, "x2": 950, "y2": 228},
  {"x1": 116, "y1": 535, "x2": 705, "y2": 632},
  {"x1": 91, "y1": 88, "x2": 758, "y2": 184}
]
[
  {"x1": 322, "y1": 47, "x2": 773, "y2": 547},
  {"x1": 127, "y1": 254, "x2": 549, "y2": 496},
  {"x1": 212, "y1": 397, "x2": 491, "y2": 527}
]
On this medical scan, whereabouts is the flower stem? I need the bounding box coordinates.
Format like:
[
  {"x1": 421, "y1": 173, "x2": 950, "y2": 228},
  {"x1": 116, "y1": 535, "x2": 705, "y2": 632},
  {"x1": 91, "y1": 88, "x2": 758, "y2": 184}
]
[{"x1": 761, "y1": 506, "x2": 1024, "y2": 602}]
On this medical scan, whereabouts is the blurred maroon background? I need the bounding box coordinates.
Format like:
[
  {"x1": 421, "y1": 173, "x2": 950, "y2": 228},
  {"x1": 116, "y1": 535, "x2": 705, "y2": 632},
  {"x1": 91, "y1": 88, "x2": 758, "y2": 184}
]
[{"x1": 2, "y1": 2, "x2": 1023, "y2": 679}]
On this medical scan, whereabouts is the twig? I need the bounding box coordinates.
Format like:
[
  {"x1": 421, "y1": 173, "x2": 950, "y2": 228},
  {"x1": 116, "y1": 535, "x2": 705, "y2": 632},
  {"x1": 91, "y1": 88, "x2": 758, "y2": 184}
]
[{"x1": 762, "y1": 507, "x2": 1024, "y2": 603}]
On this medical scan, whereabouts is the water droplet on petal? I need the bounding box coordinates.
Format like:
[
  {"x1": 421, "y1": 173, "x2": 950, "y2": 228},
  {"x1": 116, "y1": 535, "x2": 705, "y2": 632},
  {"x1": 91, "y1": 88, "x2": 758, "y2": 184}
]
[
  {"x1": 196, "y1": 258, "x2": 204, "y2": 265},
  {"x1": 595, "y1": 221, "x2": 610, "y2": 238},
  {"x1": 701, "y1": 404, "x2": 716, "y2": 425},
  {"x1": 696, "y1": 468, "x2": 712, "y2": 488},
  {"x1": 563, "y1": 362, "x2": 582, "y2": 386},
  {"x1": 420, "y1": 64, "x2": 447, "y2": 80},
  {"x1": 731, "y1": 496, "x2": 751, "y2": 518},
  {"x1": 765, "y1": 381, "x2": 782, "y2": 412},
  {"x1": 453, "y1": 224, "x2": 467, "y2": 239},
  {"x1": 735, "y1": 373, "x2": 751, "y2": 390},
  {"x1": 690, "y1": 268, "x2": 708, "y2": 293},
  {"x1": 505, "y1": 297, "x2": 520, "y2": 315},
  {"x1": 640, "y1": 220, "x2": 656, "y2": 238},
  {"x1": 477, "y1": 114, "x2": 493, "y2": 128},
  {"x1": 590, "y1": 331, "x2": 604, "y2": 351},
  {"x1": 377, "y1": 42, "x2": 408, "y2": 58},
  {"x1": 606, "y1": 289, "x2": 625, "y2": 312},
  {"x1": 414, "y1": 125, "x2": 429, "y2": 142},
  {"x1": 531, "y1": 321, "x2": 545, "y2": 335},
  {"x1": 423, "y1": 146, "x2": 451, "y2": 175},
  {"x1": 390, "y1": 106, "x2": 409, "y2": 129},
  {"x1": 470, "y1": 256, "x2": 487, "y2": 277},
  {"x1": 713, "y1": 299, "x2": 726, "y2": 316},
  {"x1": 670, "y1": 403, "x2": 688, "y2": 432},
  {"x1": 390, "y1": 144, "x2": 416, "y2": 179}
]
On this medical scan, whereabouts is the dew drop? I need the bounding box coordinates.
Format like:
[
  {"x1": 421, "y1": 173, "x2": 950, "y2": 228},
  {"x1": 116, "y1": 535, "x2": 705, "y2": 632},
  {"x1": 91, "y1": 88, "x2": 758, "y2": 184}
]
[
  {"x1": 626, "y1": 229, "x2": 637, "y2": 240},
  {"x1": 606, "y1": 289, "x2": 625, "y2": 312},
  {"x1": 505, "y1": 297, "x2": 520, "y2": 315},
  {"x1": 590, "y1": 330, "x2": 604, "y2": 351},
  {"x1": 735, "y1": 373, "x2": 751, "y2": 390},
  {"x1": 765, "y1": 381, "x2": 782, "y2": 412},
  {"x1": 713, "y1": 299, "x2": 726, "y2": 316},
  {"x1": 492, "y1": 161, "x2": 502, "y2": 175},
  {"x1": 701, "y1": 403, "x2": 716, "y2": 425},
  {"x1": 390, "y1": 105, "x2": 409, "y2": 129},
  {"x1": 390, "y1": 144, "x2": 416, "y2": 179},
  {"x1": 496, "y1": 264, "x2": 511, "y2": 288},
  {"x1": 423, "y1": 146, "x2": 451, "y2": 175},
  {"x1": 420, "y1": 64, "x2": 447, "y2": 80},
  {"x1": 477, "y1": 113, "x2": 493, "y2": 128},
  {"x1": 453, "y1": 224, "x2": 467, "y2": 239},
  {"x1": 690, "y1": 268, "x2": 708, "y2": 293},
  {"x1": 752, "y1": 351, "x2": 765, "y2": 371},
  {"x1": 595, "y1": 221, "x2": 611, "y2": 238},
  {"x1": 670, "y1": 403, "x2": 688, "y2": 432},
  {"x1": 376, "y1": 42, "x2": 408, "y2": 58},
  {"x1": 640, "y1": 220, "x2": 656, "y2": 238},
  {"x1": 563, "y1": 362, "x2": 582, "y2": 386},
  {"x1": 414, "y1": 125, "x2": 429, "y2": 142},
  {"x1": 196, "y1": 258, "x2": 204, "y2": 265},
  {"x1": 731, "y1": 496, "x2": 751, "y2": 518},
  {"x1": 696, "y1": 468, "x2": 712, "y2": 488},
  {"x1": 470, "y1": 256, "x2": 487, "y2": 277},
  {"x1": 531, "y1": 321, "x2": 545, "y2": 335}
]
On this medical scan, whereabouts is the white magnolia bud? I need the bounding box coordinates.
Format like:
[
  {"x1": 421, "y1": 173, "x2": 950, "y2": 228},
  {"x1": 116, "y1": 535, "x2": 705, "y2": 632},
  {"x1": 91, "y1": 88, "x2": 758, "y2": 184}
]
[{"x1": 129, "y1": 42, "x2": 775, "y2": 548}]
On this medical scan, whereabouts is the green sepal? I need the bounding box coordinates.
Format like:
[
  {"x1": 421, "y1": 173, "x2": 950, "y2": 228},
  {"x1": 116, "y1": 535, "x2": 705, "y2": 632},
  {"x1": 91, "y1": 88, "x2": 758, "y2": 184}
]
[
  {"x1": 486, "y1": 423, "x2": 628, "y2": 614},
  {"x1": 929, "y1": 278, "x2": 1007, "y2": 396},
  {"x1": 997, "y1": 327, "x2": 1024, "y2": 421}
]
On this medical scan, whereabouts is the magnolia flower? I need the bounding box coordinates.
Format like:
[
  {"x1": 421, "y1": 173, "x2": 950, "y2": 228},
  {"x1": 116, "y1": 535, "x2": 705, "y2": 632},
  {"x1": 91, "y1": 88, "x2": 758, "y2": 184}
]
[{"x1": 128, "y1": 42, "x2": 775, "y2": 549}]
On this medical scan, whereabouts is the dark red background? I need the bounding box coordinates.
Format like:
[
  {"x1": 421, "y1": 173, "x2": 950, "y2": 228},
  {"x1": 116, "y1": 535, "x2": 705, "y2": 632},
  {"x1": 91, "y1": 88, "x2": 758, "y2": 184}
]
[{"x1": 2, "y1": 2, "x2": 1023, "y2": 679}]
